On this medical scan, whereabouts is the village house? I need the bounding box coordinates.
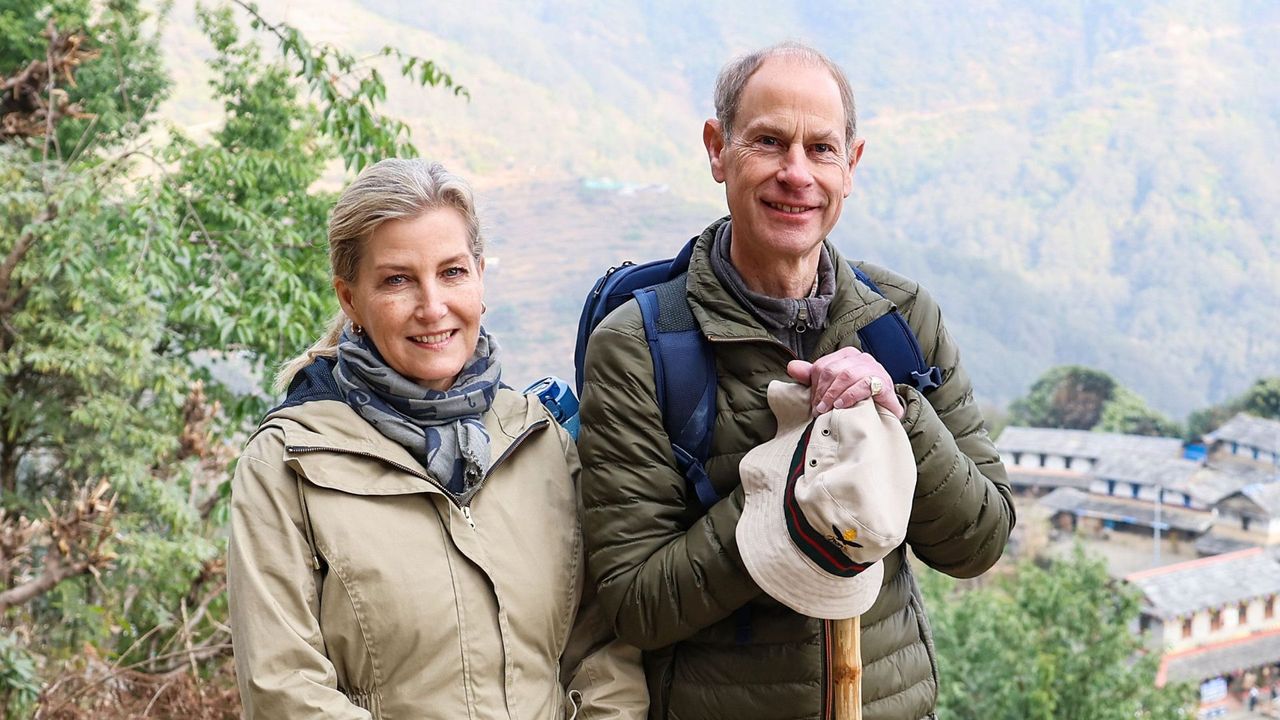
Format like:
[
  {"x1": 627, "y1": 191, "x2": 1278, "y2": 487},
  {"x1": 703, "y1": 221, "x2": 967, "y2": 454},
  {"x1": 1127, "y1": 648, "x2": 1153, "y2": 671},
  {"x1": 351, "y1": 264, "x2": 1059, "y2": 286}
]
[
  {"x1": 1000, "y1": 416, "x2": 1280, "y2": 555},
  {"x1": 1126, "y1": 547, "x2": 1280, "y2": 706},
  {"x1": 995, "y1": 427, "x2": 1182, "y2": 497},
  {"x1": 1206, "y1": 413, "x2": 1280, "y2": 468}
]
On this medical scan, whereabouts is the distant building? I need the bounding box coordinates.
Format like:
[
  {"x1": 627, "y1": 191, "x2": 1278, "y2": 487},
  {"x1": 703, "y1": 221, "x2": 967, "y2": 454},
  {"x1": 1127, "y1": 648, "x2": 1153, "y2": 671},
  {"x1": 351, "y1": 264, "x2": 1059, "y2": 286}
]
[
  {"x1": 1004, "y1": 423, "x2": 1280, "y2": 554},
  {"x1": 1205, "y1": 413, "x2": 1280, "y2": 468},
  {"x1": 1215, "y1": 481, "x2": 1280, "y2": 546},
  {"x1": 1189, "y1": 463, "x2": 1279, "y2": 555},
  {"x1": 996, "y1": 427, "x2": 1182, "y2": 496},
  {"x1": 1126, "y1": 547, "x2": 1280, "y2": 693}
]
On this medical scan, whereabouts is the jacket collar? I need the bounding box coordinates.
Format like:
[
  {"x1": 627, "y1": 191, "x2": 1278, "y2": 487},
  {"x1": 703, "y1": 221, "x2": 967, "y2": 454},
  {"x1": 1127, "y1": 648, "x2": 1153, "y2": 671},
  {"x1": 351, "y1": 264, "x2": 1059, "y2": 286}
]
[
  {"x1": 263, "y1": 358, "x2": 544, "y2": 493},
  {"x1": 685, "y1": 217, "x2": 896, "y2": 358}
]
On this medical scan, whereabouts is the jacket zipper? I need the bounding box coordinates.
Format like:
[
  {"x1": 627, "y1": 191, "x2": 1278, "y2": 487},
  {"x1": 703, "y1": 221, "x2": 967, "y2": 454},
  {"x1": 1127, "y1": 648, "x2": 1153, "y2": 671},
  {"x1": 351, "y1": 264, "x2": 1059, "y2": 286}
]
[
  {"x1": 705, "y1": 333, "x2": 800, "y2": 360},
  {"x1": 285, "y1": 418, "x2": 549, "y2": 530}
]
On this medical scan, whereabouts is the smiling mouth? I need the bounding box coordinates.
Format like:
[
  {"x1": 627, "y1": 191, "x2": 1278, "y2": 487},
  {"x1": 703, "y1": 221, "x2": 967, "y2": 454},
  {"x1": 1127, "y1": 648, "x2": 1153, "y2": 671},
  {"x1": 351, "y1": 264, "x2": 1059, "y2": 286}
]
[
  {"x1": 410, "y1": 331, "x2": 455, "y2": 345},
  {"x1": 764, "y1": 200, "x2": 816, "y2": 214}
]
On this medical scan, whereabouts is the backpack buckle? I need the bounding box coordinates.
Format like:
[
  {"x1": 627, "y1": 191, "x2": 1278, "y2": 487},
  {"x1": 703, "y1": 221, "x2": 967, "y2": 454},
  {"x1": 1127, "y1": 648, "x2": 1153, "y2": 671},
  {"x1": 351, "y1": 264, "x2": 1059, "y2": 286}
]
[{"x1": 911, "y1": 366, "x2": 943, "y2": 392}]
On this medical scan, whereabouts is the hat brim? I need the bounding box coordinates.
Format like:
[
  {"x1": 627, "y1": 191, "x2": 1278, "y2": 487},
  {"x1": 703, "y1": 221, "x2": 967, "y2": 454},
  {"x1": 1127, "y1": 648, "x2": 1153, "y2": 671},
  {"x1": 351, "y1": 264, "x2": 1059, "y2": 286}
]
[{"x1": 737, "y1": 447, "x2": 885, "y2": 620}]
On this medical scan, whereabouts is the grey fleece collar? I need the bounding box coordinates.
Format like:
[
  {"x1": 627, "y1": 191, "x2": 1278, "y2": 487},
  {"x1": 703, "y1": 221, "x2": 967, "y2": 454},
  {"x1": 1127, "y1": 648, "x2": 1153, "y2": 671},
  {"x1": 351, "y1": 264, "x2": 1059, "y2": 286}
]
[{"x1": 708, "y1": 221, "x2": 836, "y2": 358}]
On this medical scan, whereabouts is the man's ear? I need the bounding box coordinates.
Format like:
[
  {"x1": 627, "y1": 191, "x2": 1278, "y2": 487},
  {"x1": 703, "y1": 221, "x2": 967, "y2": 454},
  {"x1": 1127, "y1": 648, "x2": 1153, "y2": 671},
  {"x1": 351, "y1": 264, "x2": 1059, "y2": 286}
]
[
  {"x1": 703, "y1": 119, "x2": 727, "y2": 184},
  {"x1": 843, "y1": 137, "x2": 866, "y2": 197}
]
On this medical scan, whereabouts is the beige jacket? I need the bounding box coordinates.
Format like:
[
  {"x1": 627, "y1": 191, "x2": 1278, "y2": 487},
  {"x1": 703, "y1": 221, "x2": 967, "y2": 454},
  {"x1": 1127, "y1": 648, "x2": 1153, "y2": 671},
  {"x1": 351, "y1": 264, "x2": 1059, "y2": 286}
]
[{"x1": 228, "y1": 372, "x2": 646, "y2": 720}]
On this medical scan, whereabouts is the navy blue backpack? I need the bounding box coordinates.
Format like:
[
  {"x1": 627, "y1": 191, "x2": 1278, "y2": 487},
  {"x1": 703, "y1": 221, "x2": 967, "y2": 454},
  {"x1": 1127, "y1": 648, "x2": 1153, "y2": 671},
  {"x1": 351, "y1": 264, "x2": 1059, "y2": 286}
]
[{"x1": 574, "y1": 236, "x2": 941, "y2": 510}]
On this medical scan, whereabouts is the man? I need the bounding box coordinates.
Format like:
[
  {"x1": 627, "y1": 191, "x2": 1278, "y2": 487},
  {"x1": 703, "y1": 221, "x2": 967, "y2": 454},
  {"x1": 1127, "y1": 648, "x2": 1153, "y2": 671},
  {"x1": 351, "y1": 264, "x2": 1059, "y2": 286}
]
[{"x1": 578, "y1": 42, "x2": 1014, "y2": 720}]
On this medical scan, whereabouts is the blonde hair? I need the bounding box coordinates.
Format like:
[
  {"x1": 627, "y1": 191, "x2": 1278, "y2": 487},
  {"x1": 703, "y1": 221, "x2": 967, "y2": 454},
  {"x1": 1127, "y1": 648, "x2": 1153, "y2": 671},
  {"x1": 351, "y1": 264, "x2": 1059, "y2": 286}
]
[{"x1": 274, "y1": 159, "x2": 483, "y2": 392}]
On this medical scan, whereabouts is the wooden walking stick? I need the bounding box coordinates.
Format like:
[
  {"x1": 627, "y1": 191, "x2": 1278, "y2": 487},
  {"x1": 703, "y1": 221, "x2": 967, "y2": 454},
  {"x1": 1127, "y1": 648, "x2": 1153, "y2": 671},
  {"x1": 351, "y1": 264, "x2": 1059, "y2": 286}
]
[{"x1": 831, "y1": 616, "x2": 862, "y2": 719}]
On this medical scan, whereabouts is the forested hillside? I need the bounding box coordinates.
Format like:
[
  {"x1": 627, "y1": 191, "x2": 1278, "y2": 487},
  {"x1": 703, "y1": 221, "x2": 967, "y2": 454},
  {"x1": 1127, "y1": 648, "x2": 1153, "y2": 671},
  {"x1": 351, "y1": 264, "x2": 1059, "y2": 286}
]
[{"x1": 161, "y1": 0, "x2": 1278, "y2": 416}]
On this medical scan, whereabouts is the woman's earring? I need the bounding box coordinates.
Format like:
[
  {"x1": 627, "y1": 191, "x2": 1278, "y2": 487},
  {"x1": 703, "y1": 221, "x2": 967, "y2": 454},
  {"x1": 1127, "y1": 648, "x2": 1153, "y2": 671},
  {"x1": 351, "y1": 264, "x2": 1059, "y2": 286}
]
[
  {"x1": 481, "y1": 301, "x2": 487, "y2": 315},
  {"x1": 353, "y1": 324, "x2": 364, "y2": 336}
]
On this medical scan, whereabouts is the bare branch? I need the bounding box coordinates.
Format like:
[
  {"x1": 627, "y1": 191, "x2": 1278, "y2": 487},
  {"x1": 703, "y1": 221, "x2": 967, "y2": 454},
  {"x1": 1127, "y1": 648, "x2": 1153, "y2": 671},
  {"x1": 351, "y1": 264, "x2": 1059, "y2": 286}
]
[
  {"x1": 0, "y1": 554, "x2": 92, "y2": 613},
  {"x1": 0, "y1": 21, "x2": 98, "y2": 142},
  {"x1": 0, "y1": 479, "x2": 116, "y2": 615}
]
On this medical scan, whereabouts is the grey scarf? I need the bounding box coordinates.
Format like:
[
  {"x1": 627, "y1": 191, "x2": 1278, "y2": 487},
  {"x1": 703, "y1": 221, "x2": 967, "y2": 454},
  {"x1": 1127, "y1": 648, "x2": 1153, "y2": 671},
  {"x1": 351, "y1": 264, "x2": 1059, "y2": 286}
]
[{"x1": 333, "y1": 326, "x2": 502, "y2": 496}]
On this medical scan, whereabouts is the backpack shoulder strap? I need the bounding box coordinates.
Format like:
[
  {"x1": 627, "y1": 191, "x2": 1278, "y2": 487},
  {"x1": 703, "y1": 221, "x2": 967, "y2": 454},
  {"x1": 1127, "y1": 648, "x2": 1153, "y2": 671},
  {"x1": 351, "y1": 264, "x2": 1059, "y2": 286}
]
[
  {"x1": 849, "y1": 264, "x2": 943, "y2": 392},
  {"x1": 633, "y1": 273, "x2": 719, "y2": 509}
]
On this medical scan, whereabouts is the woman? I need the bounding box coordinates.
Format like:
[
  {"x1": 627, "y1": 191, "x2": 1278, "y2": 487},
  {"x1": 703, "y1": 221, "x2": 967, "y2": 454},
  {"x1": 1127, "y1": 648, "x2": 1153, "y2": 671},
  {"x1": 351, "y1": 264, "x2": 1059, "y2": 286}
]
[{"x1": 227, "y1": 159, "x2": 645, "y2": 719}]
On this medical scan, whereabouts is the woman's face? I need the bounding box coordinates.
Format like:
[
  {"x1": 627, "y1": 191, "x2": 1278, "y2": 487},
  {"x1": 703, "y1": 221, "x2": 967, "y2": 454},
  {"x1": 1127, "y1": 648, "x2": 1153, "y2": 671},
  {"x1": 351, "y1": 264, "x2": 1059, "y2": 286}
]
[{"x1": 335, "y1": 208, "x2": 485, "y2": 392}]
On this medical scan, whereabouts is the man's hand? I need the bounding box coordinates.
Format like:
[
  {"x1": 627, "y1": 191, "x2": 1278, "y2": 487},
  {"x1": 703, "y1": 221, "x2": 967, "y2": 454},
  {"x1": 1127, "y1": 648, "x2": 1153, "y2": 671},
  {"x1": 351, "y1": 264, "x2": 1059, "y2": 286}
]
[{"x1": 786, "y1": 347, "x2": 905, "y2": 420}]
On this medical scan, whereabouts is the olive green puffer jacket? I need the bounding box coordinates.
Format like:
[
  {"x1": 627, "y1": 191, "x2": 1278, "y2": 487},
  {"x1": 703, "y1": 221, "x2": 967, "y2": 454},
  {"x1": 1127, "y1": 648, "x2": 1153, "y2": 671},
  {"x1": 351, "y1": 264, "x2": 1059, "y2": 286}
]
[{"x1": 579, "y1": 218, "x2": 1015, "y2": 720}]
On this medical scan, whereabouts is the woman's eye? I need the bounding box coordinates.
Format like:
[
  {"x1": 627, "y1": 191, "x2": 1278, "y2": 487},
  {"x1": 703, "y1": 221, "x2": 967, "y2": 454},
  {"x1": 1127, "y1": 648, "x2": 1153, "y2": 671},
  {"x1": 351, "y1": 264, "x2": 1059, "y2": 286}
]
[{"x1": 385, "y1": 274, "x2": 408, "y2": 286}]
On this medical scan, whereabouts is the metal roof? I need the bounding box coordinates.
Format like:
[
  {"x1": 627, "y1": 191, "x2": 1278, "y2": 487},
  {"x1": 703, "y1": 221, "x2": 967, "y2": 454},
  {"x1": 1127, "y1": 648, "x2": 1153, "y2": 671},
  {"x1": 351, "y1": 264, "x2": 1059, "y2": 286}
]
[
  {"x1": 1127, "y1": 547, "x2": 1280, "y2": 618},
  {"x1": 1006, "y1": 469, "x2": 1092, "y2": 491},
  {"x1": 1241, "y1": 483, "x2": 1280, "y2": 516},
  {"x1": 1206, "y1": 413, "x2": 1280, "y2": 456},
  {"x1": 1092, "y1": 455, "x2": 1202, "y2": 492},
  {"x1": 1037, "y1": 488, "x2": 1212, "y2": 535},
  {"x1": 1159, "y1": 628, "x2": 1280, "y2": 685},
  {"x1": 1193, "y1": 533, "x2": 1259, "y2": 557},
  {"x1": 1184, "y1": 463, "x2": 1274, "y2": 506},
  {"x1": 996, "y1": 427, "x2": 1182, "y2": 461}
]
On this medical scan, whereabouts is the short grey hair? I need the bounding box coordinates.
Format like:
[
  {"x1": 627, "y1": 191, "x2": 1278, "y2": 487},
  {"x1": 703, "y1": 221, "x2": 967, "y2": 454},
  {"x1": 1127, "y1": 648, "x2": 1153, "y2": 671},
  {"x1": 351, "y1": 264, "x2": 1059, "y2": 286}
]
[
  {"x1": 274, "y1": 158, "x2": 483, "y2": 391},
  {"x1": 713, "y1": 42, "x2": 857, "y2": 152}
]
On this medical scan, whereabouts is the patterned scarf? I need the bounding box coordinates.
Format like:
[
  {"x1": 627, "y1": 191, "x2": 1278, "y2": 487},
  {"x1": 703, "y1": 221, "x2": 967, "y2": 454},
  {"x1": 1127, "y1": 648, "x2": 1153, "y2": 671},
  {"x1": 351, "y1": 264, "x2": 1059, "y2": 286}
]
[{"x1": 333, "y1": 326, "x2": 502, "y2": 496}]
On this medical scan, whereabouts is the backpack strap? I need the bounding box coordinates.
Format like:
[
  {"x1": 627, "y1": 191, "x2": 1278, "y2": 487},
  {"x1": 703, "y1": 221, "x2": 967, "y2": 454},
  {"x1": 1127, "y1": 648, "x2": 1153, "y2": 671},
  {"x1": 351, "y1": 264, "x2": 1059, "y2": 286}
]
[
  {"x1": 850, "y1": 265, "x2": 943, "y2": 392},
  {"x1": 633, "y1": 274, "x2": 720, "y2": 509}
]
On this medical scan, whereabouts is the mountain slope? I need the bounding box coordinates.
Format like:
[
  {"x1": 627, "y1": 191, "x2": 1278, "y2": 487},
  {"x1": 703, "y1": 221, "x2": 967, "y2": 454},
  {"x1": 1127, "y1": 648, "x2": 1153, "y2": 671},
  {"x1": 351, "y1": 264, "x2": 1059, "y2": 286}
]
[{"x1": 159, "y1": 0, "x2": 1280, "y2": 416}]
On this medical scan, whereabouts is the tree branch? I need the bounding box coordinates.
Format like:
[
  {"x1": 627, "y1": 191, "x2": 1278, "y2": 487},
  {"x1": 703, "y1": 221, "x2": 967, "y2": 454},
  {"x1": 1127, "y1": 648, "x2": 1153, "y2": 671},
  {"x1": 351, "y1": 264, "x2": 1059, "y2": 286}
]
[
  {"x1": 0, "y1": 221, "x2": 42, "y2": 309},
  {"x1": 0, "y1": 554, "x2": 92, "y2": 614},
  {"x1": 0, "y1": 479, "x2": 115, "y2": 614}
]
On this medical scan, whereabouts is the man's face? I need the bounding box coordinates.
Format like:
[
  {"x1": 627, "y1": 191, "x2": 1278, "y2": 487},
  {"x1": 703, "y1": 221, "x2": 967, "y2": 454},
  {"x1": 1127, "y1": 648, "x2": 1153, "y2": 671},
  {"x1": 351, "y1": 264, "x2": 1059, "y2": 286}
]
[{"x1": 704, "y1": 56, "x2": 864, "y2": 265}]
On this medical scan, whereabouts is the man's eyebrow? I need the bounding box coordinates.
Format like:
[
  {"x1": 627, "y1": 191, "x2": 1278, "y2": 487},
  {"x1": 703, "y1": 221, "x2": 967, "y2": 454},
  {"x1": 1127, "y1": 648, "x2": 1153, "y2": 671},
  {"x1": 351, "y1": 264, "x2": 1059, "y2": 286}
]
[
  {"x1": 738, "y1": 119, "x2": 786, "y2": 137},
  {"x1": 808, "y1": 128, "x2": 841, "y2": 144},
  {"x1": 737, "y1": 120, "x2": 840, "y2": 144}
]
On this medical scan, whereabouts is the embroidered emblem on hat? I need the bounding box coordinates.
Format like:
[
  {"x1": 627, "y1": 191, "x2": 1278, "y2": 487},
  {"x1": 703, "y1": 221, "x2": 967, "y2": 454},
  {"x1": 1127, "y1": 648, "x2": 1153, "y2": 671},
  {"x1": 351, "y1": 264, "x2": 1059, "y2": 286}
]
[
  {"x1": 831, "y1": 526, "x2": 862, "y2": 549},
  {"x1": 783, "y1": 421, "x2": 874, "y2": 579}
]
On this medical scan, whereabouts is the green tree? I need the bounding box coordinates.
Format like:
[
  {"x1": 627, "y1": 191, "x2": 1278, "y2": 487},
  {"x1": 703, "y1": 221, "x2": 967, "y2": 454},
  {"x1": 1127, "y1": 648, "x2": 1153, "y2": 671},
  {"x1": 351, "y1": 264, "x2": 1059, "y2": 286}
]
[
  {"x1": 1241, "y1": 377, "x2": 1280, "y2": 420},
  {"x1": 1096, "y1": 387, "x2": 1182, "y2": 438},
  {"x1": 1009, "y1": 365, "x2": 1181, "y2": 438},
  {"x1": 1186, "y1": 376, "x2": 1280, "y2": 440},
  {"x1": 0, "y1": 1, "x2": 465, "y2": 712},
  {"x1": 921, "y1": 548, "x2": 1196, "y2": 720},
  {"x1": 1009, "y1": 365, "x2": 1118, "y2": 430}
]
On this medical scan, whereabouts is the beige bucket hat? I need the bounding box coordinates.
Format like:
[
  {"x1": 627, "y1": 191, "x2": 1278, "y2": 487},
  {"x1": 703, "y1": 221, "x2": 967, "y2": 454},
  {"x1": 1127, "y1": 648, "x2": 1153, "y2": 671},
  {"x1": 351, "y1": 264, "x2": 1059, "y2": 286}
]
[{"x1": 737, "y1": 381, "x2": 916, "y2": 619}]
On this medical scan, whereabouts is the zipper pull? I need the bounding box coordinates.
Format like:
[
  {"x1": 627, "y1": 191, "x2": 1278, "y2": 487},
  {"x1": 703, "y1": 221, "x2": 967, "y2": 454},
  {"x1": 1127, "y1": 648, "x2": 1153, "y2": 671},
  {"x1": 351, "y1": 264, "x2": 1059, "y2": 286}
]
[
  {"x1": 795, "y1": 303, "x2": 809, "y2": 334},
  {"x1": 461, "y1": 505, "x2": 476, "y2": 529}
]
